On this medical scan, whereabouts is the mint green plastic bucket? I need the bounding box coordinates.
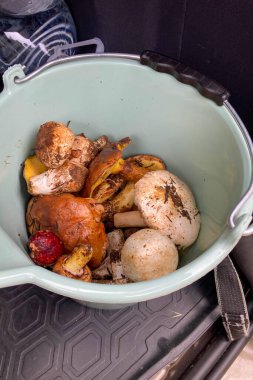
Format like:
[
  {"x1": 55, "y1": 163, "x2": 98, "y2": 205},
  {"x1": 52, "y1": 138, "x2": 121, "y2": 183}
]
[{"x1": 0, "y1": 54, "x2": 253, "y2": 308}]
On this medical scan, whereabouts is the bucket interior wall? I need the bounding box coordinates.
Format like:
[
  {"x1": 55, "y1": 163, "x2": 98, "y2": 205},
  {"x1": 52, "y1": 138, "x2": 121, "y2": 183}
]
[{"x1": 0, "y1": 58, "x2": 251, "y2": 268}]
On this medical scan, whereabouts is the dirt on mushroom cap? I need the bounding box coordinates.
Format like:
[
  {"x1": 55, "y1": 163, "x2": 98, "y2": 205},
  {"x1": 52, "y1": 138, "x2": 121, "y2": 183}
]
[
  {"x1": 134, "y1": 170, "x2": 201, "y2": 248},
  {"x1": 35, "y1": 121, "x2": 75, "y2": 168}
]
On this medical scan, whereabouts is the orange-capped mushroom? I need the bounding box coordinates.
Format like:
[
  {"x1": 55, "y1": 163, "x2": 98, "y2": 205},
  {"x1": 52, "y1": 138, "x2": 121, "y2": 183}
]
[
  {"x1": 121, "y1": 154, "x2": 166, "y2": 182},
  {"x1": 81, "y1": 137, "x2": 131, "y2": 198},
  {"x1": 26, "y1": 193, "x2": 107, "y2": 268}
]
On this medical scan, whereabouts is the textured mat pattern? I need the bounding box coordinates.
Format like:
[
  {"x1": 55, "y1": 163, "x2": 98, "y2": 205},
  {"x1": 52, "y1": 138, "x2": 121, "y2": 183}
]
[{"x1": 0, "y1": 273, "x2": 218, "y2": 380}]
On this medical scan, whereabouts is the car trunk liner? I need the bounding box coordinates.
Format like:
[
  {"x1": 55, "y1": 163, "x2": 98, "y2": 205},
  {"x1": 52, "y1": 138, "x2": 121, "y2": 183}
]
[{"x1": 0, "y1": 271, "x2": 221, "y2": 380}]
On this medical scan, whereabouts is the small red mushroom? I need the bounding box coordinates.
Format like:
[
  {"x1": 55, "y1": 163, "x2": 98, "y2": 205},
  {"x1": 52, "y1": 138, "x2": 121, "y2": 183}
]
[{"x1": 28, "y1": 230, "x2": 64, "y2": 266}]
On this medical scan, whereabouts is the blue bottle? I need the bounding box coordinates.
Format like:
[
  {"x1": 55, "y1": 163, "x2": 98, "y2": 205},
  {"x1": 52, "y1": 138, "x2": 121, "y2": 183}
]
[{"x1": 0, "y1": 0, "x2": 77, "y2": 74}]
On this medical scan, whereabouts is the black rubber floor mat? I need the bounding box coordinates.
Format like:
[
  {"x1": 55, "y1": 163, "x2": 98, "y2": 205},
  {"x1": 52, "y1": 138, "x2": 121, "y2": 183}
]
[{"x1": 0, "y1": 272, "x2": 219, "y2": 380}]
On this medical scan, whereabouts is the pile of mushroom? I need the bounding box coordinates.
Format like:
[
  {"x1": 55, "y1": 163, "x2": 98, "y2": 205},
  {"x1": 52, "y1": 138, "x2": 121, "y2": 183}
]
[{"x1": 24, "y1": 120, "x2": 200, "y2": 283}]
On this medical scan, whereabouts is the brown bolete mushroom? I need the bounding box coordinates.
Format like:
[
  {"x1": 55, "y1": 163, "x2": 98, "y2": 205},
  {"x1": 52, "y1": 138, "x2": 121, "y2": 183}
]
[
  {"x1": 53, "y1": 244, "x2": 92, "y2": 281},
  {"x1": 114, "y1": 170, "x2": 201, "y2": 249},
  {"x1": 28, "y1": 160, "x2": 88, "y2": 195},
  {"x1": 121, "y1": 228, "x2": 178, "y2": 282},
  {"x1": 26, "y1": 193, "x2": 107, "y2": 268},
  {"x1": 81, "y1": 137, "x2": 131, "y2": 198},
  {"x1": 120, "y1": 154, "x2": 166, "y2": 182},
  {"x1": 35, "y1": 121, "x2": 75, "y2": 168},
  {"x1": 28, "y1": 134, "x2": 108, "y2": 196}
]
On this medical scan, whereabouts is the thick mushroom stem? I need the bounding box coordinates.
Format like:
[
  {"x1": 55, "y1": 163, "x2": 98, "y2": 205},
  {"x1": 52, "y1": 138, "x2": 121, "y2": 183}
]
[
  {"x1": 114, "y1": 211, "x2": 147, "y2": 228},
  {"x1": 53, "y1": 255, "x2": 92, "y2": 281},
  {"x1": 28, "y1": 160, "x2": 88, "y2": 195},
  {"x1": 28, "y1": 134, "x2": 108, "y2": 196},
  {"x1": 107, "y1": 229, "x2": 125, "y2": 280},
  {"x1": 62, "y1": 244, "x2": 93, "y2": 277}
]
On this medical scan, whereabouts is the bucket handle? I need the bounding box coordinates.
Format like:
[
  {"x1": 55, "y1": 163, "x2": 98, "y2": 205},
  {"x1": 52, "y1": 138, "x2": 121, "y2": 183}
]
[
  {"x1": 224, "y1": 104, "x2": 253, "y2": 236},
  {"x1": 46, "y1": 37, "x2": 105, "y2": 63},
  {"x1": 10, "y1": 49, "x2": 229, "y2": 106},
  {"x1": 140, "y1": 50, "x2": 230, "y2": 106},
  {"x1": 140, "y1": 51, "x2": 253, "y2": 236}
]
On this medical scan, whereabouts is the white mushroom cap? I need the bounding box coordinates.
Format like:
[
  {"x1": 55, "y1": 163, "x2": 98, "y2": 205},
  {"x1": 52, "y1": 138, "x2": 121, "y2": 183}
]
[
  {"x1": 121, "y1": 228, "x2": 178, "y2": 282},
  {"x1": 134, "y1": 170, "x2": 200, "y2": 248}
]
